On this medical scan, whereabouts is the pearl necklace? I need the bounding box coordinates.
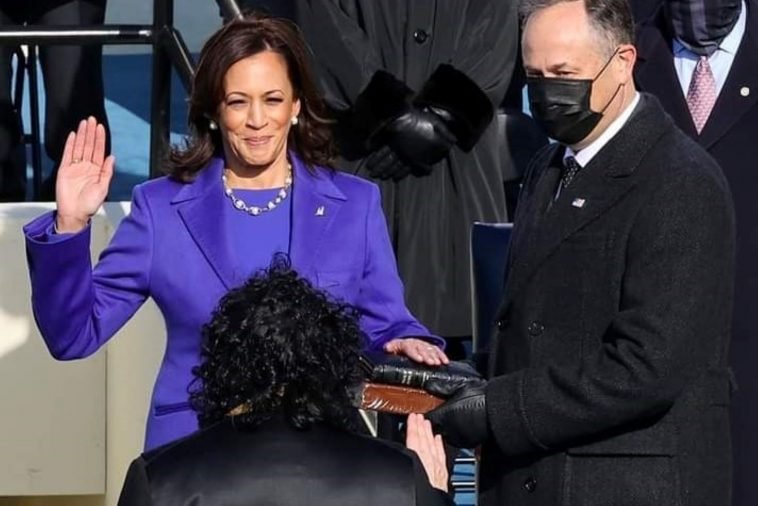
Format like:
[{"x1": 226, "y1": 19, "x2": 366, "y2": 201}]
[{"x1": 222, "y1": 164, "x2": 293, "y2": 216}]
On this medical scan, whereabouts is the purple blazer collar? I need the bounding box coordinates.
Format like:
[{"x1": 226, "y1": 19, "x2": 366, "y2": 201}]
[{"x1": 173, "y1": 153, "x2": 347, "y2": 289}]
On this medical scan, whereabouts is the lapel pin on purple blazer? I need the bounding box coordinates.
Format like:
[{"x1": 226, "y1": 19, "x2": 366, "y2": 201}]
[
  {"x1": 572, "y1": 198, "x2": 586, "y2": 208},
  {"x1": 315, "y1": 206, "x2": 326, "y2": 216}
]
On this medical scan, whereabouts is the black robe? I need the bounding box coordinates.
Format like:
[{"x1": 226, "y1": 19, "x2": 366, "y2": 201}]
[
  {"x1": 118, "y1": 417, "x2": 452, "y2": 506},
  {"x1": 295, "y1": 0, "x2": 519, "y2": 336}
]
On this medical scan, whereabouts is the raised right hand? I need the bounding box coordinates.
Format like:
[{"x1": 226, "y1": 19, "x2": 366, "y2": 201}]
[{"x1": 55, "y1": 117, "x2": 115, "y2": 233}]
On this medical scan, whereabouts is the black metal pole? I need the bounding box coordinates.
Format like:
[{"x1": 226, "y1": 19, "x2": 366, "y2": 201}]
[
  {"x1": 0, "y1": 4, "x2": 198, "y2": 189},
  {"x1": 149, "y1": 0, "x2": 173, "y2": 179},
  {"x1": 27, "y1": 47, "x2": 44, "y2": 200},
  {"x1": 0, "y1": 25, "x2": 156, "y2": 195},
  {"x1": 216, "y1": 0, "x2": 244, "y2": 21},
  {"x1": 0, "y1": 26, "x2": 153, "y2": 45},
  {"x1": 161, "y1": 27, "x2": 195, "y2": 93}
]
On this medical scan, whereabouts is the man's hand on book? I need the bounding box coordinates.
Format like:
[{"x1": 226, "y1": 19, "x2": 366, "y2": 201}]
[{"x1": 426, "y1": 378, "x2": 488, "y2": 448}]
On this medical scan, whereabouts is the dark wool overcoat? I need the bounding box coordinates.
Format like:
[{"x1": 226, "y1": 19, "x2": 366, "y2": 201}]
[{"x1": 480, "y1": 94, "x2": 735, "y2": 506}]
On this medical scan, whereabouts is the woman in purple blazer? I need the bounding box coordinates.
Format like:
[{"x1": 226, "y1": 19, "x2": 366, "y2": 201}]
[{"x1": 24, "y1": 15, "x2": 447, "y2": 451}]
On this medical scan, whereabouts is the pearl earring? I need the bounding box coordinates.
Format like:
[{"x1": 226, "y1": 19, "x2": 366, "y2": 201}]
[
  {"x1": 209, "y1": 120, "x2": 218, "y2": 130},
  {"x1": 291, "y1": 116, "x2": 299, "y2": 126}
]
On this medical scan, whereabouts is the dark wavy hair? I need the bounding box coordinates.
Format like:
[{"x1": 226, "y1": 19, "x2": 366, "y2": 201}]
[
  {"x1": 190, "y1": 259, "x2": 366, "y2": 431},
  {"x1": 166, "y1": 13, "x2": 336, "y2": 181},
  {"x1": 519, "y1": 0, "x2": 634, "y2": 58}
]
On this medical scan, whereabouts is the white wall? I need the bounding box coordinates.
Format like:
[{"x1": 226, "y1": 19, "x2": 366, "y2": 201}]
[{"x1": 0, "y1": 203, "x2": 165, "y2": 506}]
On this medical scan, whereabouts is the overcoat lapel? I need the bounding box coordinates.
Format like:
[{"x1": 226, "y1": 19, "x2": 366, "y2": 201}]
[
  {"x1": 501, "y1": 95, "x2": 671, "y2": 311},
  {"x1": 698, "y1": 1, "x2": 758, "y2": 149},
  {"x1": 501, "y1": 145, "x2": 562, "y2": 301}
]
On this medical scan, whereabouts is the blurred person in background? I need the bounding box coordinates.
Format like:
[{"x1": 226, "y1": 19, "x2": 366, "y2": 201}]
[
  {"x1": 0, "y1": 0, "x2": 110, "y2": 201},
  {"x1": 635, "y1": 1, "x2": 758, "y2": 504},
  {"x1": 629, "y1": 0, "x2": 662, "y2": 22}
]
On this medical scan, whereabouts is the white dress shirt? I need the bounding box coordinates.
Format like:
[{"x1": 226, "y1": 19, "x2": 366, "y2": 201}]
[
  {"x1": 554, "y1": 92, "x2": 640, "y2": 200},
  {"x1": 562, "y1": 92, "x2": 641, "y2": 169}
]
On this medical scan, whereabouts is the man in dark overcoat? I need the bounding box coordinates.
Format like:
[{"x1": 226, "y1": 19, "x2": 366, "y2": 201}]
[
  {"x1": 634, "y1": 2, "x2": 758, "y2": 503},
  {"x1": 295, "y1": 0, "x2": 519, "y2": 350},
  {"x1": 428, "y1": 0, "x2": 736, "y2": 505}
]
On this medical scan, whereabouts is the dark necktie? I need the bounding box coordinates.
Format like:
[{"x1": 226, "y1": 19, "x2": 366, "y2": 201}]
[{"x1": 562, "y1": 155, "x2": 581, "y2": 189}]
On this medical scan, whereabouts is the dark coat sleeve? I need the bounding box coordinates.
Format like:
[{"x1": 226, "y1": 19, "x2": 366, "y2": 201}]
[
  {"x1": 409, "y1": 2, "x2": 520, "y2": 150},
  {"x1": 118, "y1": 457, "x2": 154, "y2": 506},
  {"x1": 295, "y1": 0, "x2": 386, "y2": 109},
  {"x1": 436, "y1": 1, "x2": 519, "y2": 107},
  {"x1": 486, "y1": 157, "x2": 735, "y2": 456}
]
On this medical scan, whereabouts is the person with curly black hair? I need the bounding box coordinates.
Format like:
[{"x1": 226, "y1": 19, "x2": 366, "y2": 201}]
[{"x1": 117, "y1": 261, "x2": 453, "y2": 506}]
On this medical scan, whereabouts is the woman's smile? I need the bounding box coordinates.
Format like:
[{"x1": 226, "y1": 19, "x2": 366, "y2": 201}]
[{"x1": 243, "y1": 136, "x2": 273, "y2": 147}]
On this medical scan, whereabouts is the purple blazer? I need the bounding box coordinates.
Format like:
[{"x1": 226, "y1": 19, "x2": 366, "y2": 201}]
[{"x1": 24, "y1": 155, "x2": 441, "y2": 450}]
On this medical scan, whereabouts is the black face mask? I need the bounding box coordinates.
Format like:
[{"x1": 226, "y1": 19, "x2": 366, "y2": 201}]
[
  {"x1": 527, "y1": 50, "x2": 620, "y2": 146},
  {"x1": 665, "y1": 0, "x2": 742, "y2": 56}
]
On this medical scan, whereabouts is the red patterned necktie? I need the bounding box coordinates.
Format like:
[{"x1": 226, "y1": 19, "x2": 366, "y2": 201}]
[{"x1": 686, "y1": 56, "x2": 717, "y2": 134}]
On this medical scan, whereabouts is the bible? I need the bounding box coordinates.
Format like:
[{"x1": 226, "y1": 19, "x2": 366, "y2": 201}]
[{"x1": 355, "y1": 350, "x2": 482, "y2": 414}]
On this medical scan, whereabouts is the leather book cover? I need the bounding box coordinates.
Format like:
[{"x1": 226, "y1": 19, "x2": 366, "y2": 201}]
[
  {"x1": 358, "y1": 382, "x2": 444, "y2": 414},
  {"x1": 359, "y1": 350, "x2": 482, "y2": 391}
]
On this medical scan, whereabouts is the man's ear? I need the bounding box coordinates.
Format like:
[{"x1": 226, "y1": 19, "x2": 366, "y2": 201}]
[{"x1": 616, "y1": 44, "x2": 638, "y2": 84}]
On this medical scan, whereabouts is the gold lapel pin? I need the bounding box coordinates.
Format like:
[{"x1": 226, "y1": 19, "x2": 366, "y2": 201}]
[
  {"x1": 740, "y1": 86, "x2": 750, "y2": 97},
  {"x1": 572, "y1": 198, "x2": 586, "y2": 208},
  {"x1": 315, "y1": 206, "x2": 326, "y2": 216}
]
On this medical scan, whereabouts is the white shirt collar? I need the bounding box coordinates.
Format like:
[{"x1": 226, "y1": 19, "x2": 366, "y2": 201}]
[
  {"x1": 672, "y1": 0, "x2": 747, "y2": 57},
  {"x1": 564, "y1": 91, "x2": 641, "y2": 167}
]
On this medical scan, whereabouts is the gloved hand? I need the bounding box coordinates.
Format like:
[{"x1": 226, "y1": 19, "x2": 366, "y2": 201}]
[
  {"x1": 366, "y1": 106, "x2": 456, "y2": 180},
  {"x1": 426, "y1": 377, "x2": 488, "y2": 448},
  {"x1": 363, "y1": 145, "x2": 414, "y2": 181}
]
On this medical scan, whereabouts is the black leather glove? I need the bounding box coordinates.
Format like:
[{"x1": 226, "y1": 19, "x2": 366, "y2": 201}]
[
  {"x1": 426, "y1": 377, "x2": 488, "y2": 448},
  {"x1": 363, "y1": 145, "x2": 414, "y2": 181},
  {"x1": 366, "y1": 106, "x2": 456, "y2": 180}
]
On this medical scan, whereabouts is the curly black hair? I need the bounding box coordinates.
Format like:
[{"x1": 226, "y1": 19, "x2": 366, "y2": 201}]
[{"x1": 189, "y1": 258, "x2": 366, "y2": 431}]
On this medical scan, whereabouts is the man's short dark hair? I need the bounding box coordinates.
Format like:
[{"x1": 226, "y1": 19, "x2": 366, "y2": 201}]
[
  {"x1": 520, "y1": 0, "x2": 634, "y2": 56},
  {"x1": 189, "y1": 257, "x2": 367, "y2": 431}
]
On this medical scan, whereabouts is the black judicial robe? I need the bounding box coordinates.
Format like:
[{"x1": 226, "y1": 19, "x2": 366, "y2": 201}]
[
  {"x1": 295, "y1": 0, "x2": 519, "y2": 337},
  {"x1": 118, "y1": 417, "x2": 453, "y2": 506}
]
